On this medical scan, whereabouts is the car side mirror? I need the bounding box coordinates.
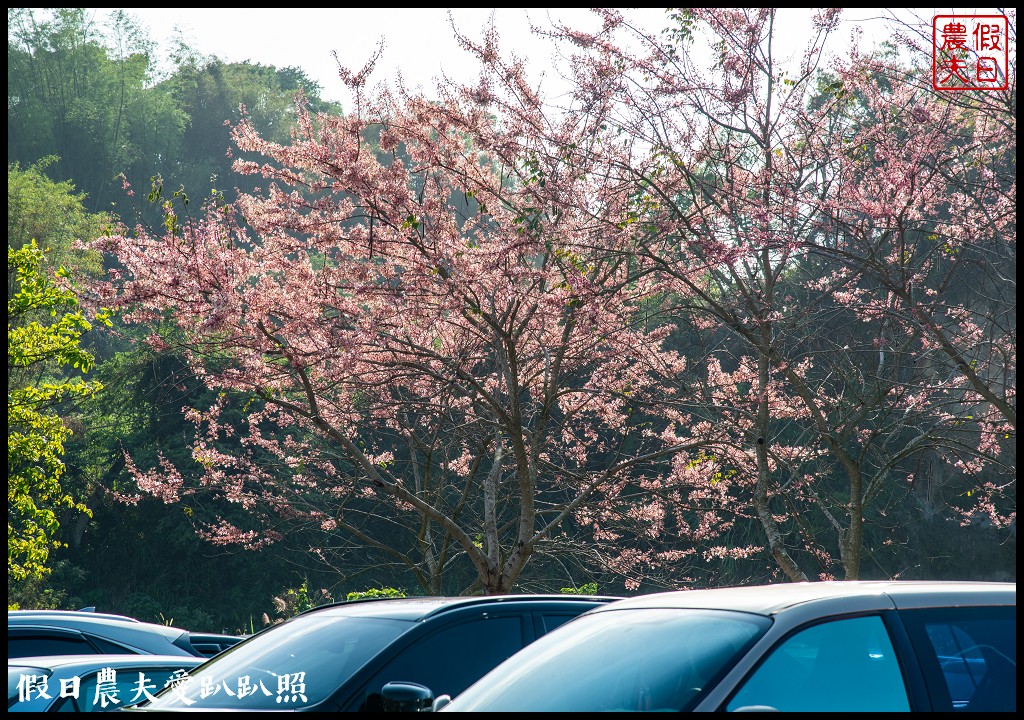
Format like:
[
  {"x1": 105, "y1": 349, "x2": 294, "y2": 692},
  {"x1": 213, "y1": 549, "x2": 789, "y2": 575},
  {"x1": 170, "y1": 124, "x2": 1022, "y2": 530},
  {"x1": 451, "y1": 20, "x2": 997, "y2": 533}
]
[
  {"x1": 380, "y1": 681, "x2": 435, "y2": 712},
  {"x1": 431, "y1": 694, "x2": 452, "y2": 712}
]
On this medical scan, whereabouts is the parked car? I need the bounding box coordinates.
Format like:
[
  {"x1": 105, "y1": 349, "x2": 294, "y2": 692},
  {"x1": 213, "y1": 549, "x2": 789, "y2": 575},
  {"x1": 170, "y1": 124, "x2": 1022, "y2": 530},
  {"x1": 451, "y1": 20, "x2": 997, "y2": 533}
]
[
  {"x1": 127, "y1": 594, "x2": 619, "y2": 711},
  {"x1": 8, "y1": 654, "x2": 205, "y2": 712},
  {"x1": 8, "y1": 610, "x2": 243, "y2": 660},
  {"x1": 437, "y1": 581, "x2": 1016, "y2": 713}
]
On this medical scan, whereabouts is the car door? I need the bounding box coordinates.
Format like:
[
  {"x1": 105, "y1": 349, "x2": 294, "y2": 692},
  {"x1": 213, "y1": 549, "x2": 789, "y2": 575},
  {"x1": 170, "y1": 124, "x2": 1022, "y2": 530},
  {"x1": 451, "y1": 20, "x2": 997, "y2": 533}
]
[{"x1": 722, "y1": 613, "x2": 913, "y2": 712}]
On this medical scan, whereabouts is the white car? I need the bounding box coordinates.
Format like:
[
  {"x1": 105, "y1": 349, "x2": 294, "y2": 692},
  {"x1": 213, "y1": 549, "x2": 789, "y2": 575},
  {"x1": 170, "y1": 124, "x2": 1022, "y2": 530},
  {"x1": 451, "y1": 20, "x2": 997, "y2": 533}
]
[{"x1": 433, "y1": 581, "x2": 1015, "y2": 713}]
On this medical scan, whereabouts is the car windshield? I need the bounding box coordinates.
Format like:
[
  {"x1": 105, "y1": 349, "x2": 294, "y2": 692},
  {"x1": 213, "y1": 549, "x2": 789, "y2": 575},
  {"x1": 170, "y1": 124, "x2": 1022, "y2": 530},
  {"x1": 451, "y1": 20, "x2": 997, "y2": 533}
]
[
  {"x1": 445, "y1": 607, "x2": 770, "y2": 712},
  {"x1": 139, "y1": 613, "x2": 410, "y2": 709}
]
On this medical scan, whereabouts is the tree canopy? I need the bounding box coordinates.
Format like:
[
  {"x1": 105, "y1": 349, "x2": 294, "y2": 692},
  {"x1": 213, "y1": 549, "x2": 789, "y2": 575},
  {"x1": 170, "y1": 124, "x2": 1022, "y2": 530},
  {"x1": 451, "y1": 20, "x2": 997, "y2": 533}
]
[
  {"x1": 87, "y1": 9, "x2": 1015, "y2": 593},
  {"x1": 8, "y1": 240, "x2": 108, "y2": 580}
]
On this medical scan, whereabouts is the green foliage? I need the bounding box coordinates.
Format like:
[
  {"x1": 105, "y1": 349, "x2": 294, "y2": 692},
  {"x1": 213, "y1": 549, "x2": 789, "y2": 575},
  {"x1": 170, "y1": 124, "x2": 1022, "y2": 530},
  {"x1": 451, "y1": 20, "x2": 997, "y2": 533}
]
[
  {"x1": 346, "y1": 587, "x2": 406, "y2": 602},
  {"x1": 560, "y1": 583, "x2": 599, "y2": 595},
  {"x1": 113, "y1": 592, "x2": 215, "y2": 632},
  {"x1": 153, "y1": 58, "x2": 342, "y2": 228},
  {"x1": 8, "y1": 9, "x2": 186, "y2": 220},
  {"x1": 53, "y1": 345, "x2": 306, "y2": 634},
  {"x1": 8, "y1": 241, "x2": 107, "y2": 581},
  {"x1": 8, "y1": 9, "x2": 340, "y2": 229},
  {"x1": 7, "y1": 160, "x2": 106, "y2": 277},
  {"x1": 7, "y1": 559, "x2": 78, "y2": 610},
  {"x1": 270, "y1": 578, "x2": 334, "y2": 620},
  {"x1": 662, "y1": 9, "x2": 696, "y2": 58}
]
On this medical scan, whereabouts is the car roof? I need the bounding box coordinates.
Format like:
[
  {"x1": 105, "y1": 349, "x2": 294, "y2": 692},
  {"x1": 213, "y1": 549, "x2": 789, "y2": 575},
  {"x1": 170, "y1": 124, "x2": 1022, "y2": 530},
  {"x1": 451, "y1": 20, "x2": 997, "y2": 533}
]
[
  {"x1": 9, "y1": 610, "x2": 184, "y2": 633},
  {"x1": 8, "y1": 654, "x2": 205, "y2": 673},
  {"x1": 11, "y1": 609, "x2": 141, "y2": 623},
  {"x1": 591, "y1": 581, "x2": 1016, "y2": 616},
  {"x1": 295, "y1": 594, "x2": 621, "y2": 622},
  {"x1": 8, "y1": 610, "x2": 195, "y2": 655}
]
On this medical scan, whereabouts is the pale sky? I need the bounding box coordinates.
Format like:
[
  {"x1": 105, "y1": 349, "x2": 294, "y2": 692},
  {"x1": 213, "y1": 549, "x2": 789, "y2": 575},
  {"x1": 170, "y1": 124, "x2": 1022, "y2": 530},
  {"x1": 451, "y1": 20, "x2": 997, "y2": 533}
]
[{"x1": 88, "y1": 8, "x2": 1000, "y2": 106}]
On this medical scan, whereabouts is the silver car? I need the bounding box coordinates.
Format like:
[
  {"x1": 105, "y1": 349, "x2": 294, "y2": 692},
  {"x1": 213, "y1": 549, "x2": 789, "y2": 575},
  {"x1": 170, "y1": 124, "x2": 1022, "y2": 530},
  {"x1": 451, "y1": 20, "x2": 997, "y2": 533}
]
[
  {"x1": 8, "y1": 654, "x2": 205, "y2": 712},
  {"x1": 8, "y1": 610, "x2": 241, "y2": 659},
  {"x1": 437, "y1": 581, "x2": 1015, "y2": 712}
]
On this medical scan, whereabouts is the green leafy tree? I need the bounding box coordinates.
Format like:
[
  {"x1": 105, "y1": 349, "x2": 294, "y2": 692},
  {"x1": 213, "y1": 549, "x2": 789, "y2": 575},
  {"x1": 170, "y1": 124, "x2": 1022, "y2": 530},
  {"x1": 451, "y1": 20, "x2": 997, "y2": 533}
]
[
  {"x1": 8, "y1": 240, "x2": 108, "y2": 580},
  {"x1": 8, "y1": 160, "x2": 107, "y2": 286},
  {"x1": 155, "y1": 58, "x2": 342, "y2": 216},
  {"x1": 8, "y1": 9, "x2": 184, "y2": 220},
  {"x1": 9, "y1": 9, "x2": 340, "y2": 231}
]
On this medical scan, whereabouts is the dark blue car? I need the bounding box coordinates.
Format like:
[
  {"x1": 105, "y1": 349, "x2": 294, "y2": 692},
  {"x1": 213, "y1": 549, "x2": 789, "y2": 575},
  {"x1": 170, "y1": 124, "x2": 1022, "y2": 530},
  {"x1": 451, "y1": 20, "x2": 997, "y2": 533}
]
[{"x1": 129, "y1": 594, "x2": 618, "y2": 712}]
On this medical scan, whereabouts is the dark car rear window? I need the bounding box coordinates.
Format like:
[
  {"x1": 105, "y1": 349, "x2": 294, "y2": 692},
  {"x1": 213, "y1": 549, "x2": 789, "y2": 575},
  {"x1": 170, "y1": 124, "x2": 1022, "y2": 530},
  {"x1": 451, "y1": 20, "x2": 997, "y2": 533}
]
[
  {"x1": 900, "y1": 605, "x2": 1016, "y2": 713},
  {"x1": 8, "y1": 634, "x2": 93, "y2": 659}
]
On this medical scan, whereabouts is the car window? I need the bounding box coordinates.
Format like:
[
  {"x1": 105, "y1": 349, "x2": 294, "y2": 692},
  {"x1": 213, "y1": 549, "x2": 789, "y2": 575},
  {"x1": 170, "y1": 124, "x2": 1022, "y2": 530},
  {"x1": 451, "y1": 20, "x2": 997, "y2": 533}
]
[
  {"x1": 8, "y1": 634, "x2": 94, "y2": 658},
  {"x1": 190, "y1": 644, "x2": 221, "y2": 657},
  {"x1": 726, "y1": 615, "x2": 910, "y2": 712},
  {"x1": 899, "y1": 606, "x2": 1015, "y2": 713},
  {"x1": 358, "y1": 615, "x2": 523, "y2": 711},
  {"x1": 87, "y1": 636, "x2": 137, "y2": 655},
  {"x1": 539, "y1": 613, "x2": 579, "y2": 633}
]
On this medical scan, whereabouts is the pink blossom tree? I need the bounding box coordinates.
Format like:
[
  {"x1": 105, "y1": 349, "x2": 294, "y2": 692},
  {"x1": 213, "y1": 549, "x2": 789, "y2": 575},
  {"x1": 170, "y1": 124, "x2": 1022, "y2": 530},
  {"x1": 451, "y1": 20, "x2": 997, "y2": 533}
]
[
  {"x1": 533, "y1": 8, "x2": 1015, "y2": 580},
  {"x1": 88, "y1": 9, "x2": 1014, "y2": 590},
  {"x1": 87, "y1": 49, "x2": 716, "y2": 594},
  {"x1": 811, "y1": 19, "x2": 1016, "y2": 532}
]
